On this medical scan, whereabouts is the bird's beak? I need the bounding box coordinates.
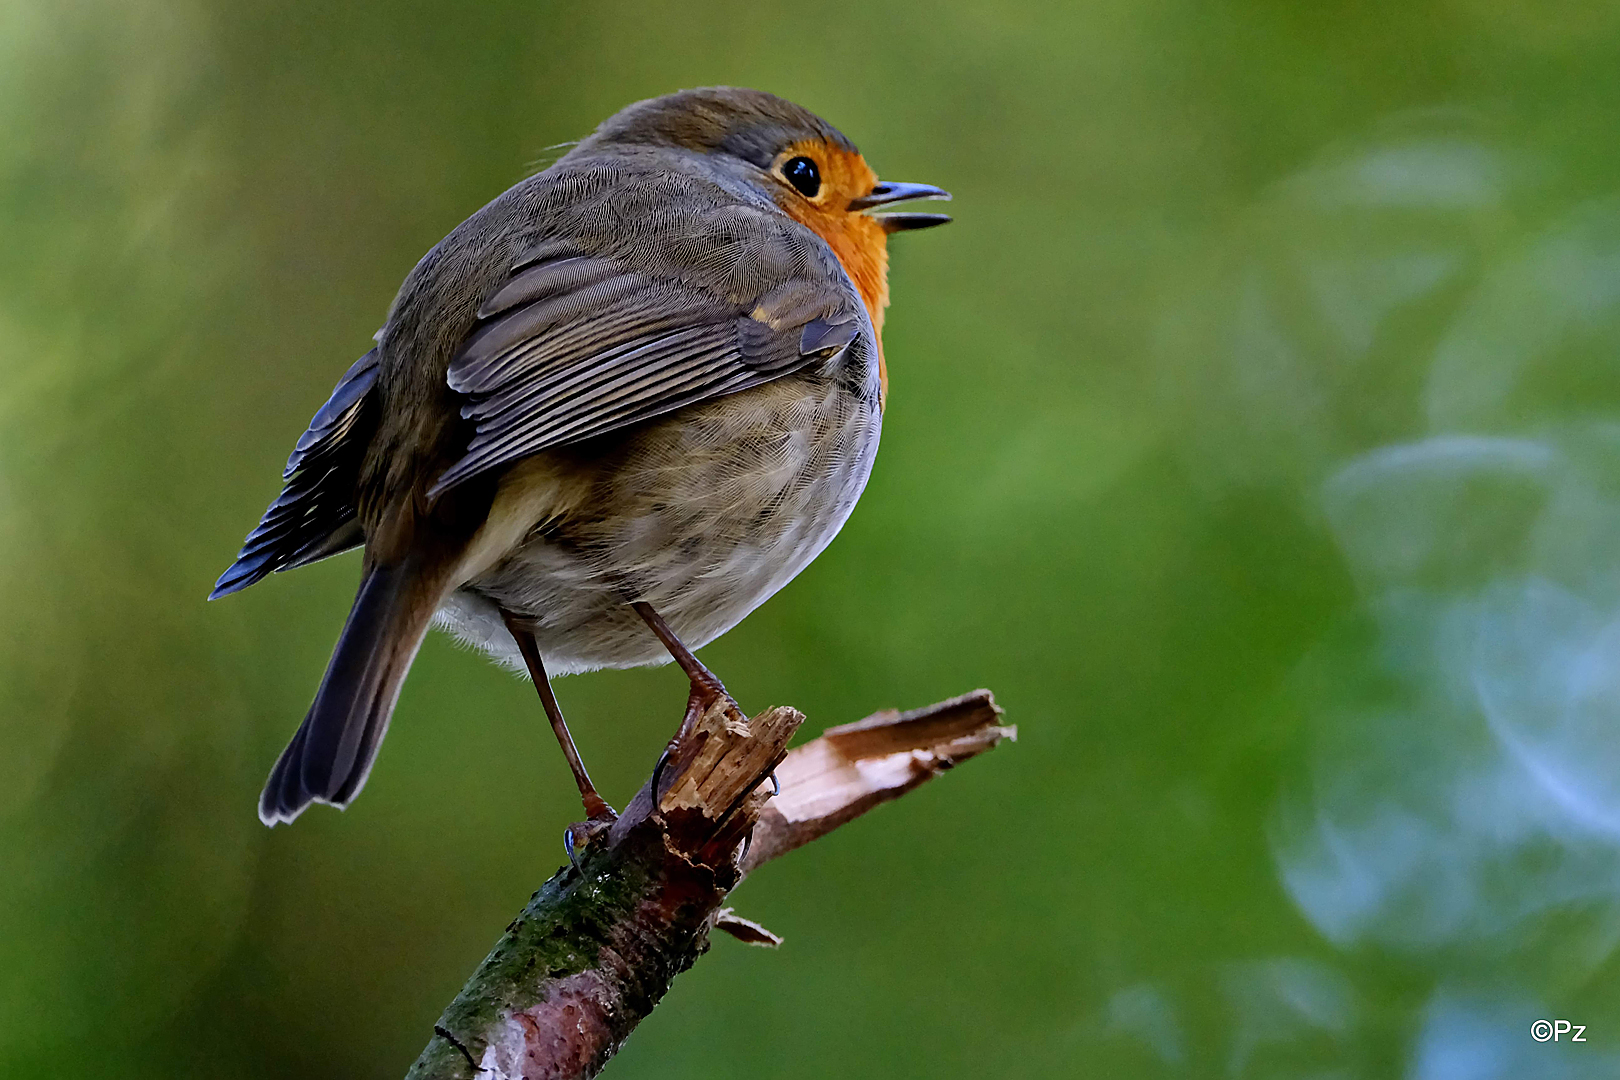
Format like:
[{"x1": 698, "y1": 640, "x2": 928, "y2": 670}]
[{"x1": 848, "y1": 181, "x2": 952, "y2": 233}]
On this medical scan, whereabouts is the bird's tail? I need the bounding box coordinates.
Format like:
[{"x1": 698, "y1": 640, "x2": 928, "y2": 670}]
[{"x1": 259, "y1": 559, "x2": 440, "y2": 825}]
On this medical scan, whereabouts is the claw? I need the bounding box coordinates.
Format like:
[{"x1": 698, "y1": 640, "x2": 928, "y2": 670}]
[
  {"x1": 650, "y1": 745, "x2": 674, "y2": 804},
  {"x1": 563, "y1": 815, "x2": 614, "y2": 869}
]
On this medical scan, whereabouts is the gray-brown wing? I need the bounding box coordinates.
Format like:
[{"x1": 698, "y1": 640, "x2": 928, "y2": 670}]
[
  {"x1": 426, "y1": 246, "x2": 862, "y2": 498},
  {"x1": 209, "y1": 350, "x2": 379, "y2": 599}
]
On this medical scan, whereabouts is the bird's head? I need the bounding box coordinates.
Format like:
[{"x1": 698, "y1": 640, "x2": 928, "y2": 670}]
[{"x1": 575, "y1": 87, "x2": 950, "y2": 332}]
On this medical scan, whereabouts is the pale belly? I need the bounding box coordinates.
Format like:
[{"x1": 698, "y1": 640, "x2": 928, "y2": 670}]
[{"x1": 431, "y1": 373, "x2": 882, "y2": 675}]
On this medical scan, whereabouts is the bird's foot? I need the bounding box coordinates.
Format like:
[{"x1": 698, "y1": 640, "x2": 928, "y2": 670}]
[
  {"x1": 563, "y1": 808, "x2": 617, "y2": 870},
  {"x1": 649, "y1": 743, "x2": 678, "y2": 808},
  {"x1": 649, "y1": 678, "x2": 746, "y2": 804}
]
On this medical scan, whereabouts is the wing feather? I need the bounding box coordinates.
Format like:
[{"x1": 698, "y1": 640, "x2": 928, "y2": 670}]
[
  {"x1": 209, "y1": 350, "x2": 379, "y2": 599},
  {"x1": 427, "y1": 245, "x2": 864, "y2": 498}
]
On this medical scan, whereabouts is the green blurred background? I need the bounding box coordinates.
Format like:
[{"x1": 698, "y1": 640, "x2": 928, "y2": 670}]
[{"x1": 5, "y1": 1, "x2": 1620, "y2": 1076}]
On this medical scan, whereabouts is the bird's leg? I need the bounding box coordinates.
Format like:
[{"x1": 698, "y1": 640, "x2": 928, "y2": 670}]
[
  {"x1": 631, "y1": 601, "x2": 741, "y2": 737},
  {"x1": 631, "y1": 601, "x2": 746, "y2": 797},
  {"x1": 500, "y1": 608, "x2": 616, "y2": 827}
]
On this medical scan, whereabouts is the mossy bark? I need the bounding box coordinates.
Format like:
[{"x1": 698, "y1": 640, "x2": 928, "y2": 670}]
[{"x1": 406, "y1": 829, "x2": 721, "y2": 1079}]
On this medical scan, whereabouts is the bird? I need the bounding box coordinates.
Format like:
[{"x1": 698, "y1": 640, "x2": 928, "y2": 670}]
[{"x1": 210, "y1": 87, "x2": 951, "y2": 828}]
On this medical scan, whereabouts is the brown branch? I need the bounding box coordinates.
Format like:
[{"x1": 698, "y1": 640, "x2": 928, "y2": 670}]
[{"x1": 403, "y1": 689, "x2": 1013, "y2": 1080}]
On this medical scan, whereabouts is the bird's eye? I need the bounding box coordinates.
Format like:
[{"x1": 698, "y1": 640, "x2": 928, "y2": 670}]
[{"x1": 782, "y1": 156, "x2": 821, "y2": 198}]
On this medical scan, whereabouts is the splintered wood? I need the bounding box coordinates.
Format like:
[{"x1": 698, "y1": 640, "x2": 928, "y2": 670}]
[
  {"x1": 743, "y1": 689, "x2": 1014, "y2": 873},
  {"x1": 657, "y1": 702, "x2": 802, "y2": 822}
]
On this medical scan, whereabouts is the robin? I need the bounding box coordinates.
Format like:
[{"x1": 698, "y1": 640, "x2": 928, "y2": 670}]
[{"x1": 211, "y1": 87, "x2": 950, "y2": 828}]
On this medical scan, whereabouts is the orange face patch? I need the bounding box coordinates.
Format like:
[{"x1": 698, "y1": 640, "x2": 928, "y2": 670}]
[{"x1": 769, "y1": 139, "x2": 892, "y2": 406}]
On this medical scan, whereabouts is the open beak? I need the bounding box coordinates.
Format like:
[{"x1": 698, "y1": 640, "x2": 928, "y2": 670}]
[{"x1": 848, "y1": 181, "x2": 952, "y2": 233}]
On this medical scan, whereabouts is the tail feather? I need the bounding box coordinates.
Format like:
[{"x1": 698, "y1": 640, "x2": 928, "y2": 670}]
[{"x1": 259, "y1": 561, "x2": 437, "y2": 825}]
